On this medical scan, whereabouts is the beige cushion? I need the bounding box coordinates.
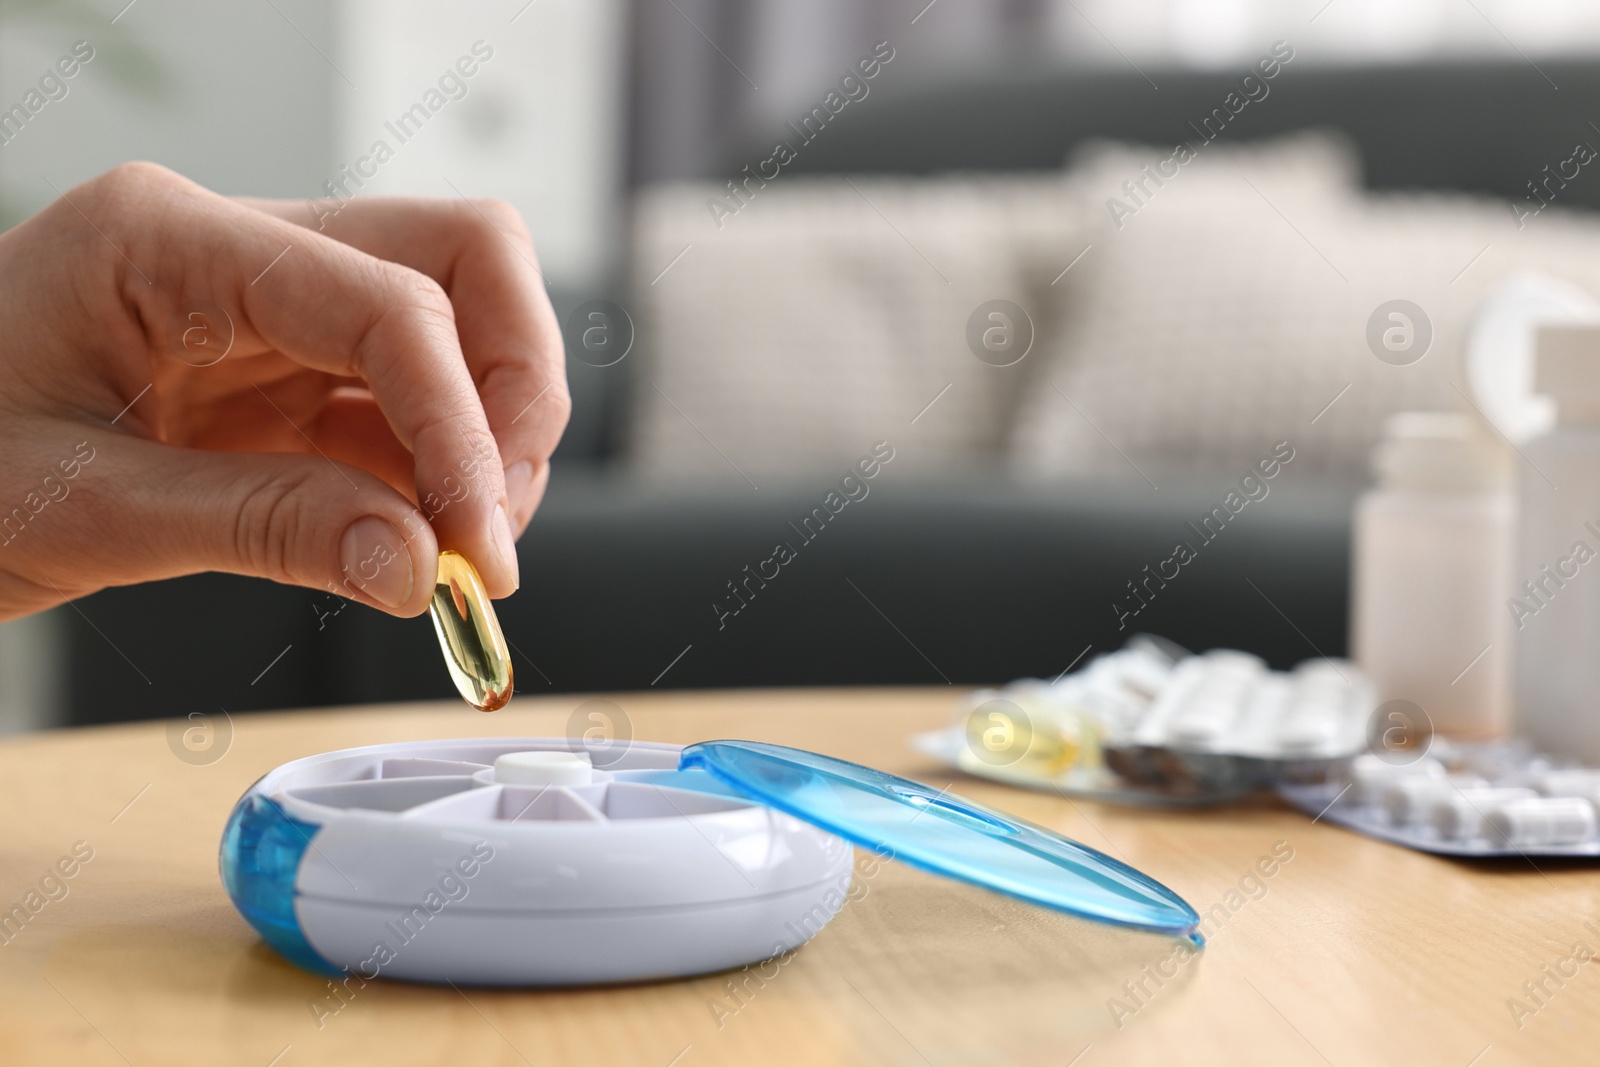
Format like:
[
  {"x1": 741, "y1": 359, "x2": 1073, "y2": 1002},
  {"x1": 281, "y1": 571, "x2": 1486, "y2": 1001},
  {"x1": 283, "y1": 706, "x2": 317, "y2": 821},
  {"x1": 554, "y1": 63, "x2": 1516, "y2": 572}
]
[
  {"x1": 626, "y1": 174, "x2": 1091, "y2": 480},
  {"x1": 1011, "y1": 134, "x2": 1600, "y2": 482}
]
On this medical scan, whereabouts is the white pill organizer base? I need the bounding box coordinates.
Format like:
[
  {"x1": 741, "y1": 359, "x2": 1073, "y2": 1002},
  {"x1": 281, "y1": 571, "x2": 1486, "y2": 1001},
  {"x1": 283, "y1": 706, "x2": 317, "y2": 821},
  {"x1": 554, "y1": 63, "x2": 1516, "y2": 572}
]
[{"x1": 220, "y1": 739, "x2": 853, "y2": 986}]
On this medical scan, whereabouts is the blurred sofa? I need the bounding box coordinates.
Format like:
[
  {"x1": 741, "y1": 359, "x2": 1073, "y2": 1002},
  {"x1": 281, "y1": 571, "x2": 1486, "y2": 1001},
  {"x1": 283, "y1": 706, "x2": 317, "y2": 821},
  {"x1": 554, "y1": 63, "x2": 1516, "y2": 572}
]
[{"x1": 59, "y1": 59, "x2": 1600, "y2": 725}]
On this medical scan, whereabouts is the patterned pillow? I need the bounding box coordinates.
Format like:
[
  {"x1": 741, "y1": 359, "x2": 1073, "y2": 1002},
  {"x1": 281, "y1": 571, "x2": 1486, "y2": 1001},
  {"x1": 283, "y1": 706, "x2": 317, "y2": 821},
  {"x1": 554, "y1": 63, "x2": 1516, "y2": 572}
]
[
  {"x1": 1010, "y1": 135, "x2": 1600, "y2": 483},
  {"x1": 626, "y1": 173, "x2": 1092, "y2": 480}
]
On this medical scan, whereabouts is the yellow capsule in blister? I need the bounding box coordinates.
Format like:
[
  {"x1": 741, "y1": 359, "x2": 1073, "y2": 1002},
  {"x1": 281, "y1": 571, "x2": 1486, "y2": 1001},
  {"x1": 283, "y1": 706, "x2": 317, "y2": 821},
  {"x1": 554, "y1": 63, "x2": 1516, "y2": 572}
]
[
  {"x1": 429, "y1": 550, "x2": 514, "y2": 711},
  {"x1": 958, "y1": 692, "x2": 1097, "y2": 781}
]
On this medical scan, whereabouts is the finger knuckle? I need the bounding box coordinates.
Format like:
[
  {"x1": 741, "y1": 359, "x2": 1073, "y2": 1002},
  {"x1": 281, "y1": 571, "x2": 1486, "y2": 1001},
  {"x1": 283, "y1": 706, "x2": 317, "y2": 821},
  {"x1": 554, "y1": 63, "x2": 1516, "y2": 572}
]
[
  {"x1": 541, "y1": 383, "x2": 573, "y2": 438},
  {"x1": 480, "y1": 363, "x2": 571, "y2": 455},
  {"x1": 464, "y1": 197, "x2": 532, "y2": 247},
  {"x1": 411, "y1": 404, "x2": 487, "y2": 461},
  {"x1": 383, "y1": 264, "x2": 454, "y2": 323},
  {"x1": 233, "y1": 467, "x2": 321, "y2": 583},
  {"x1": 413, "y1": 417, "x2": 500, "y2": 505},
  {"x1": 359, "y1": 266, "x2": 456, "y2": 366},
  {"x1": 82, "y1": 161, "x2": 184, "y2": 212},
  {"x1": 458, "y1": 427, "x2": 503, "y2": 487}
]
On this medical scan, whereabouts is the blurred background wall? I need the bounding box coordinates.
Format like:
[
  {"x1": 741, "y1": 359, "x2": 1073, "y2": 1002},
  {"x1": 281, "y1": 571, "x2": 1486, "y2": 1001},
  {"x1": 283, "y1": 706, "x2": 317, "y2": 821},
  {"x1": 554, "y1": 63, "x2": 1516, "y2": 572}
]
[
  {"x1": 627, "y1": 0, "x2": 1600, "y2": 184},
  {"x1": 6, "y1": 0, "x2": 1600, "y2": 731}
]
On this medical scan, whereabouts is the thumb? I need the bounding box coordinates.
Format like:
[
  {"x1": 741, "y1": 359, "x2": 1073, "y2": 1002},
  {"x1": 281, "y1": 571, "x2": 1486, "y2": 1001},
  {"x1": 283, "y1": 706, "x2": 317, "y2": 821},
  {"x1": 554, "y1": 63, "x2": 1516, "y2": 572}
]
[{"x1": 53, "y1": 433, "x2": 440, "y2": 615}]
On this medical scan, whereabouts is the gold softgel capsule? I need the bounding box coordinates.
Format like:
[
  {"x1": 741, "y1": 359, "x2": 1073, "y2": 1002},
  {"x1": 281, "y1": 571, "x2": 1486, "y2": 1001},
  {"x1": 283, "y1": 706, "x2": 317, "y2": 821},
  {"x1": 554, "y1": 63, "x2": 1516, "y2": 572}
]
[{"x1": 429, "y1": 550, "x2": 514, "y2": 711}]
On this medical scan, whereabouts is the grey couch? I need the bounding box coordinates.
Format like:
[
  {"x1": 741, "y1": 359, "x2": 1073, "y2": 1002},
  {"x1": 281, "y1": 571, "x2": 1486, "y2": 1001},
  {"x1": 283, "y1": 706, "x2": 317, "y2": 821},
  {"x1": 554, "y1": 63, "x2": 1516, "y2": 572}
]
[{"x1": 68, "y1": 57, "x2": 1593, "y2": 725}]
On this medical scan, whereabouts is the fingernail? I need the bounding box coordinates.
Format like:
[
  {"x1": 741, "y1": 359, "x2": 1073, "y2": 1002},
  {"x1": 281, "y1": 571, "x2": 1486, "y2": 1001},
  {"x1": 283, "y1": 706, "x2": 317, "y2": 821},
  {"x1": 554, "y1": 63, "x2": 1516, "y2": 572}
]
[
  {"x1": 340, "y1": 516, "x2": 414, "y2": 609},
  {"x1": 504, "y1": 460, "x2": 533, "y2": 522},
  {"x1": 492, "y1": 503, "x2": 521, "y2": 590}
]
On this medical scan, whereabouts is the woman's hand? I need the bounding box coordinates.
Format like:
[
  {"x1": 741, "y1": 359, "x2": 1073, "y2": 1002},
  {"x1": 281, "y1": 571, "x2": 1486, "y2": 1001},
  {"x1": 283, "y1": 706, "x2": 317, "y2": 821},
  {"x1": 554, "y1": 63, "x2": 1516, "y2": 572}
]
[{"x1": 0, "y1": 162, "x2": 569, "y2": 622}]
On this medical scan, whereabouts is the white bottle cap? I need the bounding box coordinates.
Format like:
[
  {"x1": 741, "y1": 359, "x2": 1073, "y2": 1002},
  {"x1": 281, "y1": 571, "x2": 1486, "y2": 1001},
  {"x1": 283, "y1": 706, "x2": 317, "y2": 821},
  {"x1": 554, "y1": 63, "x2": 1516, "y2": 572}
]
[
  {"x1": 1464, "y1": 272, "x2": 1596, "y2": 443},
  {"x1": 1485, "y1": 796, "x2": 1597, "y2": 847},
  {"x1": 1536, "y1": 323, "x2": 1600, "y2": 425},
  {"x1": 1371, "y1": 412, "x2": 1509, "y2": 492},
  {"x1": 494, "y1": 751, "x2": 594, "y2": 786}
]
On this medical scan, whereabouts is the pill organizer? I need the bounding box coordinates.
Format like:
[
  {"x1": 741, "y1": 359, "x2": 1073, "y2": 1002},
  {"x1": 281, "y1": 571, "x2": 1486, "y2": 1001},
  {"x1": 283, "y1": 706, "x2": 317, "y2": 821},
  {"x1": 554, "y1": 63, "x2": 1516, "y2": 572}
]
[
  {"x1": 1281, "y1": 747, "x2": 1600, "y2": 856},
  {"x1": 221, "y1": 737, "x2": 1202, "y2": 985},
  {"x1": 913, "y1": 638, "x2": 1374, "y2": 803}
]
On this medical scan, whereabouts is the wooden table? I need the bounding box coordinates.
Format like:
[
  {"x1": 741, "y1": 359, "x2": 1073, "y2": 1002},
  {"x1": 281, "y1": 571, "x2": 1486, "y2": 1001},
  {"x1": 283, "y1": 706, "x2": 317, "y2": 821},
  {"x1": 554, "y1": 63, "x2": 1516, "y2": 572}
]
[{"x1": 0, "y1": 687, "x2": 1593, "y2": 1066}]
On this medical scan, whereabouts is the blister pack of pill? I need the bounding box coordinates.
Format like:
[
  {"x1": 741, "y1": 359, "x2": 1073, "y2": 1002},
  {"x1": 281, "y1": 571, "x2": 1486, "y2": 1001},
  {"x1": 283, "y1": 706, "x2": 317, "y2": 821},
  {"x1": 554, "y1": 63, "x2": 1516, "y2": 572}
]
[
  {"x1": 911, "y1": 637, "x2": 1376, "y2": 804},
  {"x1": 1281, "y1": 746, "x2": 1600, "y2": 856},
  {"x1": 1107, "y1": 651, "x2": 1373, "y2": 793}
]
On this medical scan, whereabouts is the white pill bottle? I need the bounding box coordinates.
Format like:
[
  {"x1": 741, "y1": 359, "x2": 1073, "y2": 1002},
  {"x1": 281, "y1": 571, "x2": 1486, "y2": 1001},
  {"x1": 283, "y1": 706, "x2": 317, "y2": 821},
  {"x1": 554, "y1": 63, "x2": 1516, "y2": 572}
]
[
  {"x1": 1514, "y1": 325, "x2": 1600, "y2": 761},
  {"x1": 1351, "y1": 411, "x2": 1513, "y2": 739}
]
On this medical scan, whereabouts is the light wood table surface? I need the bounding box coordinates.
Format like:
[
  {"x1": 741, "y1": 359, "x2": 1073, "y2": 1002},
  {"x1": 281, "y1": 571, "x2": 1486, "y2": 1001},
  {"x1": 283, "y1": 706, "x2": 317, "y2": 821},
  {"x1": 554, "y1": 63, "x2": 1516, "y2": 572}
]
[{"x1": 0, "y1": 687, "x2": 1594, "y2": 1066}]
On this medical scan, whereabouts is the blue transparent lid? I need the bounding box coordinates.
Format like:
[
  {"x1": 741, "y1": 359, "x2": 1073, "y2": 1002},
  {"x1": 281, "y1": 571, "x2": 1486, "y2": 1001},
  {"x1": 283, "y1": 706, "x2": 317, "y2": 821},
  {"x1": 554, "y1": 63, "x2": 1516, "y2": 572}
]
[{"x1": 679, "y1": 740, "x2": 1201, "y2": 939}]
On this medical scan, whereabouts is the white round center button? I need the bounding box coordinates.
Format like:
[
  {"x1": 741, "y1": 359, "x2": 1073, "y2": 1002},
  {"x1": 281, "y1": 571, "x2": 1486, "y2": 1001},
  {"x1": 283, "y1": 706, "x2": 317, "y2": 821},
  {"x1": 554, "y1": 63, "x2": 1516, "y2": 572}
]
[{"x1": 493, "y1": 750, "x2": 594, "y2": 786}]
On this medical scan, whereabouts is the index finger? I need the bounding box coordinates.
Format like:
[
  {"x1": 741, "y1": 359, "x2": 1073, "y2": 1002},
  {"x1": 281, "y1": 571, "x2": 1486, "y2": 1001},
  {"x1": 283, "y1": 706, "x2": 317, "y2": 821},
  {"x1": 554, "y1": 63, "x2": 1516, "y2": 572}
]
[
  {"x1": 87, "y1": 164, "x2": 522, "y2": 597},
  {"x1": 236, "y1": 194, "x2": 571, "y2": 533}
]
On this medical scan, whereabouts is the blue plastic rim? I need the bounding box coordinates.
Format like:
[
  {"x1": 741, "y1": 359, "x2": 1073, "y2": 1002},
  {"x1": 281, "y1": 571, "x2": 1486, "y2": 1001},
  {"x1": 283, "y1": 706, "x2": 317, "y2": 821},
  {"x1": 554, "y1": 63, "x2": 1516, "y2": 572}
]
[
  {"x1": 219, "y1": 791, "x2": 341, "y2": 976},
  {"x1": 680, "y1": 740, "x2": 1202, "y2": 939}
]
